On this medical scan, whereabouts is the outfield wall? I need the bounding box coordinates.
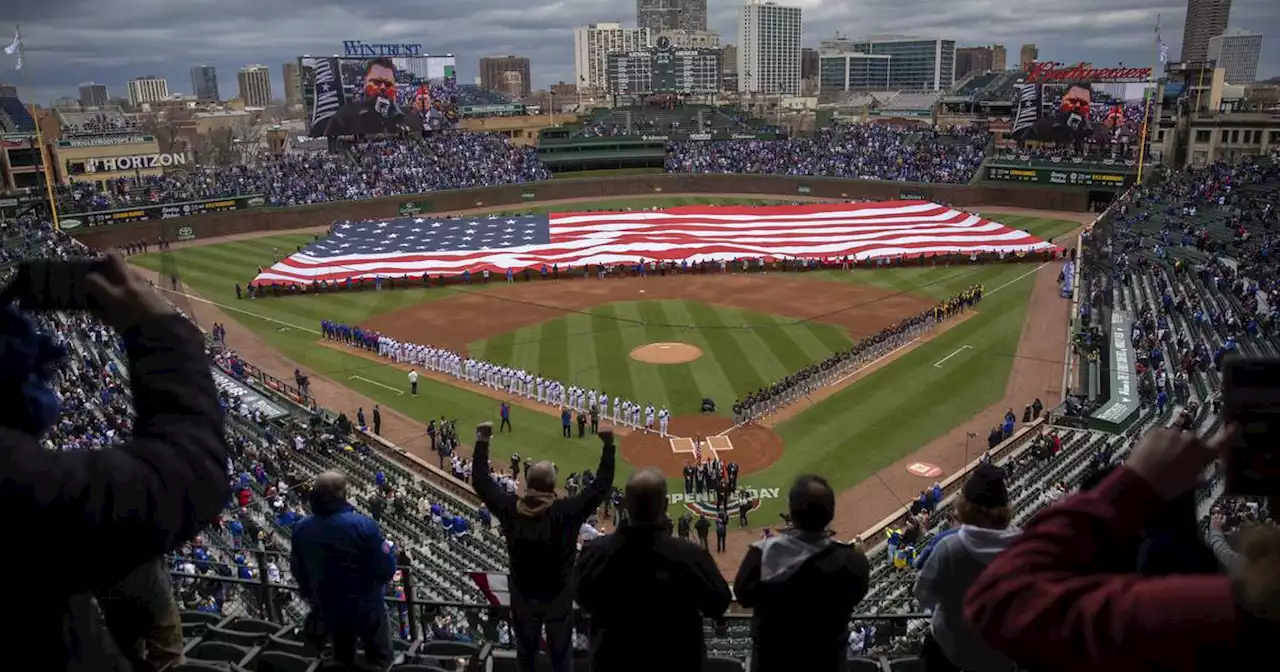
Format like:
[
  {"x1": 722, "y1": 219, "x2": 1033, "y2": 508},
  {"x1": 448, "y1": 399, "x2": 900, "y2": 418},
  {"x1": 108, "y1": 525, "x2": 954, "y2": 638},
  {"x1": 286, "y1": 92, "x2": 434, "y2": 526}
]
[{"x1": 70, "y1": 173, "x2": 1089, "y2": 249}]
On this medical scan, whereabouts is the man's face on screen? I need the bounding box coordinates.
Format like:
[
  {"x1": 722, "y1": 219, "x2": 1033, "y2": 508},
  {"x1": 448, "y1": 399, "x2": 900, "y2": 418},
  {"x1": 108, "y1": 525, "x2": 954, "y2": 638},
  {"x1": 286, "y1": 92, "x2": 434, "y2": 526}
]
[
  {"x1": 364, "y1": 64, "x2": 397, "y2": 100},
  {"x1": 1062, "y1": 86, "x2": 1091, "y2": 117}
]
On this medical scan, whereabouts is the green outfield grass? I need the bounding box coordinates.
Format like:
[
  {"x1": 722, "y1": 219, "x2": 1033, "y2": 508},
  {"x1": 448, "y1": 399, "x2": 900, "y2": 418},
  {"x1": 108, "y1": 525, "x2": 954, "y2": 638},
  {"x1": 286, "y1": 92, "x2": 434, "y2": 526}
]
[
  {"x1": 469, "y1": 300, "x2": 855, "y2": 415},
  {"x1": 131, "y1": 200, "x2": 1073, "y2": 525}
]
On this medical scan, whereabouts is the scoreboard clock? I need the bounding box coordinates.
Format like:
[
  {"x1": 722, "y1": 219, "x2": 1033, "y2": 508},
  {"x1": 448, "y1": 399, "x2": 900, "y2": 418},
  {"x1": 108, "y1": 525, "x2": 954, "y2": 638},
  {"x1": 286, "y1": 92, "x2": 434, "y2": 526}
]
[{"x1": 606, "y1": 42, "x2": 720, "y2": 95}]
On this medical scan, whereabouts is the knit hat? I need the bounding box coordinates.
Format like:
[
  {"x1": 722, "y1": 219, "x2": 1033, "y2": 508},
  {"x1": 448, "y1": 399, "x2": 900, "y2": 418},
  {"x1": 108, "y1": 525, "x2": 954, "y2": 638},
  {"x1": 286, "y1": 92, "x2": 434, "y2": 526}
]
[
  {"x1": 963, "y1": 463, "x2": 1009, "y2": 508},
  {"x1": 0, "y1": 305, "x2": 67, "y2": 436}
]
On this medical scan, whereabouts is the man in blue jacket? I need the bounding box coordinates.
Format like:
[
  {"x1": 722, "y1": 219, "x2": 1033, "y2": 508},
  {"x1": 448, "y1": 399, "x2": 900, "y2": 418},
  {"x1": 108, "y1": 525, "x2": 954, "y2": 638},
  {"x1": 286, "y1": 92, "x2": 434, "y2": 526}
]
[{"x1": 291, "y1": 470, "x2": 398, "y2": 670}]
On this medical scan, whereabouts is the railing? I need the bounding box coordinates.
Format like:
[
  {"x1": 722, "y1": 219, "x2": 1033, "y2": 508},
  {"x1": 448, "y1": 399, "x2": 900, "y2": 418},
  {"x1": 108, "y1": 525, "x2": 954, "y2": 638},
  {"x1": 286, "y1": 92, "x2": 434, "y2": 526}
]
[{"x1": 171, "y1": 553, "x2": 929, "y2": 653}]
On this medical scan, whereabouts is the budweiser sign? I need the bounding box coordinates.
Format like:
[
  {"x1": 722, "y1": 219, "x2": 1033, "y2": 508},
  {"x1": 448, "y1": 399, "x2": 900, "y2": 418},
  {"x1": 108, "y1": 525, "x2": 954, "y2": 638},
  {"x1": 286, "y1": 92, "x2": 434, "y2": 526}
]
[{"x1": 1024, "y1": 62, "x2": 1153, "y2": 83}]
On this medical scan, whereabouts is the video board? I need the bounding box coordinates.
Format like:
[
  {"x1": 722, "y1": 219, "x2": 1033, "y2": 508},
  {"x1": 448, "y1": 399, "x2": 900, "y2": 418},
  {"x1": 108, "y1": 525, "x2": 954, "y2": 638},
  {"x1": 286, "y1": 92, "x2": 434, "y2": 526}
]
[{"x1": 299, "y1": 55, "x2": 461, "y2": 138}]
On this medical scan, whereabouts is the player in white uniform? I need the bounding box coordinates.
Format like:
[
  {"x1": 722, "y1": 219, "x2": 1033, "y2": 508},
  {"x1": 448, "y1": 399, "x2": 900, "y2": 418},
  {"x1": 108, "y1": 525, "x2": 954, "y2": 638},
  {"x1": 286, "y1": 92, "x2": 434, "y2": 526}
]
[
  {"x1": 645, "y1": 404, "x2": 656, "y2": 431},
  {"x1": 658, "y1": 407, "x2": 670, "y2": 435}
]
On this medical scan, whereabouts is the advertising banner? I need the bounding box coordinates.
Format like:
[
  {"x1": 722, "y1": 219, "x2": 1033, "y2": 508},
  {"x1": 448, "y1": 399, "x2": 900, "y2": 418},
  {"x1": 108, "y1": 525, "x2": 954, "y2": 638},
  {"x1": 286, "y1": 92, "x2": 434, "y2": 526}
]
[
  {"x1": 84, "y1": 152, "x2": 190, "y2": 173},
  {"x1": 58, "y1": 195, "x2": 265, "y2": 230},
  {"x1": 985, "y1": 165, "x2": 1132, "y2": 188},
  {"x1": 797, "y1": 185, "x2": 812, "y2": 195},
  {"x1": 521, "y1": 190, "x2": 536, "y2": 201},
  {"x1": 398, "y1": 201, "x2": 429, "y2": 216},
  {"x1": 57, "y1": 135, "x2": 154, "y2": 148}
]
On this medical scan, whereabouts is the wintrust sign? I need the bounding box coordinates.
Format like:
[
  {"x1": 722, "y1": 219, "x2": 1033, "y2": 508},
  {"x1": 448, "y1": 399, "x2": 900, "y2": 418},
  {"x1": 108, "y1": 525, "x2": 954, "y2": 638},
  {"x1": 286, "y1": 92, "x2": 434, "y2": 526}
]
[
  {"x1": 1024, "y1": 62, "x2": 1153, "y2": 83},
  {"x1": 86, "y1": 153, "x2": 189, "y2": 173}
]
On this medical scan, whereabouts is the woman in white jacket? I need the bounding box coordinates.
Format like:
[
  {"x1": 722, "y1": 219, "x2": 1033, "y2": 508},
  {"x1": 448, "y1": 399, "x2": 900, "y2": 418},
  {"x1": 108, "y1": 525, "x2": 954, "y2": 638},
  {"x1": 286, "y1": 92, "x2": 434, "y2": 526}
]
[{"x1": 913, "y1": 464, "x2": 1021, "y2": 672}]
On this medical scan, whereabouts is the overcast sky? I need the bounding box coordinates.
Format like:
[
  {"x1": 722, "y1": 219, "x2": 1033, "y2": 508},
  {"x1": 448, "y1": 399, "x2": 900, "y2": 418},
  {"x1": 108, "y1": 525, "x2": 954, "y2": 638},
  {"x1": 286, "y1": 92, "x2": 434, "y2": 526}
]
[{"x1": 3, "y1": 0, "x2": 1278, "y2": 105}]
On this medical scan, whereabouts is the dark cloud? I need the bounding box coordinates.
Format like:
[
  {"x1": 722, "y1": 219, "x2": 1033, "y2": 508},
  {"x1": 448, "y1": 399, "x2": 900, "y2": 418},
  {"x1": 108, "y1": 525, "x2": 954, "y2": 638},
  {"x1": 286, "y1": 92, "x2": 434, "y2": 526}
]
[{"x1": 3, "y1": 0, "x2": 1277, "y2": 105}]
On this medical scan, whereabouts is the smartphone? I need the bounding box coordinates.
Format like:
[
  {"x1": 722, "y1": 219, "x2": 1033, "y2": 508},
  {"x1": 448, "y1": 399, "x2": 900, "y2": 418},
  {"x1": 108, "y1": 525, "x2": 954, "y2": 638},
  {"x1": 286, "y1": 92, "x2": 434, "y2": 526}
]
[
  {"x1": 1222, "y1": 358, "x2": 1280, "y2": 496},
  {"x1": 5, "y1": 259, "x2": 104, "y2": 312}
]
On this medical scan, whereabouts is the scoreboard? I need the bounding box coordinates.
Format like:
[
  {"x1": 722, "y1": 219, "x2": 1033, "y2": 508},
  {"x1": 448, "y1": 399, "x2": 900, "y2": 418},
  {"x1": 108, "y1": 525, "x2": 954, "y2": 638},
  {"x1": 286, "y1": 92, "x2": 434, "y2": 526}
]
[{"x1": 606, "y1": 38, "x2": 720, "y2": 95}]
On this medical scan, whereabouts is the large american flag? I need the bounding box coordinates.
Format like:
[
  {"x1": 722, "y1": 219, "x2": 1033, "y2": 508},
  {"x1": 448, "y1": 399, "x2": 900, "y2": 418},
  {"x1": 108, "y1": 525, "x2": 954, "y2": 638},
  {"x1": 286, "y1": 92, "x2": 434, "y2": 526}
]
[{"x1": 253, "y1": 201, "x2": 1055, "y2": 286}]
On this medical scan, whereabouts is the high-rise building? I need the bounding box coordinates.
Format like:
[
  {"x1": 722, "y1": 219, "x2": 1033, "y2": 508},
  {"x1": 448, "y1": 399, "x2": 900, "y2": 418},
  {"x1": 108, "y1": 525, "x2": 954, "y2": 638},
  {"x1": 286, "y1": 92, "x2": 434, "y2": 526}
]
[
  {"x1": 955, "y1": 45, "x2": 1007, "y2": 79},
  {"x1": 78, "y1": 82, "x2": 109, "y2": 108},
  {"x1": 480, "y1": 56, "x2": 533, "y2": 98},
  {"x1": 282, "y1": 62, "x2": 303, "y2": 107},
  {"x1": 801, "y1": 48, "x2": 820, "y2": 80},
  {"x1": 720, "y1": 44, "x2": 740, "y2": 91},
  {"x1": 1207, "y1": 28, "x2": 1263, "y2": 83},
  {"x1": 738, "y1": 0, "x2": 803, "y2": 95},
  {"x1": 574, "y1": 22, "x2": 651, "y2": 92},
  {"x1": 1019, "y1": 44, "x2": 1038, "y2": 67},
  {"x1": 637, "y1": 0, "x2": 707, "y2": 34},
  {"x1": 843, "y1": 35, "x2": 956, "y2": 91},
  {"x1": 1182, "y1": 0, "x2": 1233, "y2": 63},
  {"x1": 237, "y1": 64, "x2": 272, "y2": 107},
  {"x1": 190, "y1": 65, "x2": 219, "y2": 102},
  {"x1": 818, "y1": 49, "x2": 892, "y2": 92},
  {"x1": 126, "y1": 76, "x2": 170, "y2": 107}
]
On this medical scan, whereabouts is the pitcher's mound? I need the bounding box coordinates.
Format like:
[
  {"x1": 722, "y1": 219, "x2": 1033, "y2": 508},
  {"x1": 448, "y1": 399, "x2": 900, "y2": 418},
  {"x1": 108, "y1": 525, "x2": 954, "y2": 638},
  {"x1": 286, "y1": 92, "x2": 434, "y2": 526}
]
[{"x1": 630, "y1": 342, "x2": 702, "y2": 364}]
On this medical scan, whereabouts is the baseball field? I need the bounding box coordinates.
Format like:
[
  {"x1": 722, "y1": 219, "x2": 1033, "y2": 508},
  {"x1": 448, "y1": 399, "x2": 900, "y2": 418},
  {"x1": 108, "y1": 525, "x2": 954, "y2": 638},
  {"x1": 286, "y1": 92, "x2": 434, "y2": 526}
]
[{"x1": 131, "y1": 195, "x2": 1079, "y2": 544}]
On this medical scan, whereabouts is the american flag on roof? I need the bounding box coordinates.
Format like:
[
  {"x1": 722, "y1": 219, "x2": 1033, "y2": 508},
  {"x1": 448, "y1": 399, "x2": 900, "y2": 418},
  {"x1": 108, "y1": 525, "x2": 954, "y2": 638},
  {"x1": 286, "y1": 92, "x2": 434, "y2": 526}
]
[{"x1": 252, "y1": 201, "x2": 1056, "y2": 286}]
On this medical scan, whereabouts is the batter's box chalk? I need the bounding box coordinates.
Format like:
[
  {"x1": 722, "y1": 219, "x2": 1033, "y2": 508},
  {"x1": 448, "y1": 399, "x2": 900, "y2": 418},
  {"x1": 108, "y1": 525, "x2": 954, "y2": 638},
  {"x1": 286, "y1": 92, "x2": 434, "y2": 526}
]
[
  {"x1": 706, "y1": 436, "x2": 734, "y2": 453},
  {"x1": 670, "y1": 437, "x2": 696, "y2": 454}
]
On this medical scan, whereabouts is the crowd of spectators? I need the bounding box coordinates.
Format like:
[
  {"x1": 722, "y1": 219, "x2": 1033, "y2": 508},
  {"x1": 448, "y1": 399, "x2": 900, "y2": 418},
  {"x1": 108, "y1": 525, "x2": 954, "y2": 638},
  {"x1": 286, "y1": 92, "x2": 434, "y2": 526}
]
[
  {"x1": 57, "y1": 134, "x2": 551, "y2": 213},
  {"x1": 665, "y1": 124, "x2": 990, "y2": 183}
]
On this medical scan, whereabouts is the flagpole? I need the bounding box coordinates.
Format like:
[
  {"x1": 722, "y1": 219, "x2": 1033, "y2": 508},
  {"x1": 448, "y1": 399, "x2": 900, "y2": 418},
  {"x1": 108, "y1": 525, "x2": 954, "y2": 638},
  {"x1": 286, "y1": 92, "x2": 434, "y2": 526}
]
[
  {"x1": 1135, "y1": 14, "x2": 1161, "y2": 184},
  {"x1": 7, "y1": 25, "x2": 61, "y2": 231}
]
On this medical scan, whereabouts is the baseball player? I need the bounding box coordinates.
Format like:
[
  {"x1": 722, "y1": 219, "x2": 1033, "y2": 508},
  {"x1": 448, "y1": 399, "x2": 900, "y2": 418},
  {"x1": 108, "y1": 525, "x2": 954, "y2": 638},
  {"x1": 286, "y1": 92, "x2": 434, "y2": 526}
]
[
  {"x1": 658, "y1": 407, "x2": 670, "y2": 435},
  {"x1": 645, "y1": 404, "x2": 656, "y2": 432},
  {"x1": 612, "y1": 396, "x2": 622, "y2": 424}
]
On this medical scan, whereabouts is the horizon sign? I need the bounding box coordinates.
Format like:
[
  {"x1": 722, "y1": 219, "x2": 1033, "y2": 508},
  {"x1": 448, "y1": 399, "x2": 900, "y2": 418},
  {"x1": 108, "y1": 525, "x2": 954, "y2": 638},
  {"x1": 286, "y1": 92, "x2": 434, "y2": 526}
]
[{"x1": 342, "y1": 41, "x2": 424, "y2": 58}]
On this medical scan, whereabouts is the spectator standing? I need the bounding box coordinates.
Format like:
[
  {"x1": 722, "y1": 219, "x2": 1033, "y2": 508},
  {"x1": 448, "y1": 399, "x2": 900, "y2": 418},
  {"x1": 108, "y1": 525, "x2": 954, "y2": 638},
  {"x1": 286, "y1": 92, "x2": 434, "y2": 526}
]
[
  {"x1": 0, "y1": 255, "x2": 229, "y2": 671},
  {"x1": 695, "y1": 514, "x2": 710, "y2": 549},
  {"x1": 472, "y1": 422, "x2": 616, "y2": 672},
  {"x1": 96, "y1": 558, "x2": 185, "y2": 672},
  {"x1": 733, "y1": 475, "x2": 870, "y2": 672},
  {"x1": 964, "y1": 426, "x2": 1279, "y2": 671},
  {"x1": 575, "y1": 468, "x2": 733, "y2": 671},
  {"x1": 372, "y1": 404, "x2": 382, "y2": 435},
  {"x1": 913, "y1": 464, "x2": 1020, "y2": 672},
  {"x1": 290, "y1": 471, "x2": 398, "y2": 671}
]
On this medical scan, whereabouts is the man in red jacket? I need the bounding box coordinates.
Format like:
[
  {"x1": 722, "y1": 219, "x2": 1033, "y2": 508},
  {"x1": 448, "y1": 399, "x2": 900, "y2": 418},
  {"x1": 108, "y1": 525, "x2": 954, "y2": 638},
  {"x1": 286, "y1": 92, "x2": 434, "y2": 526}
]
[{"x1": 964, "y1": 425, "x2": 1280, "y2": 671}]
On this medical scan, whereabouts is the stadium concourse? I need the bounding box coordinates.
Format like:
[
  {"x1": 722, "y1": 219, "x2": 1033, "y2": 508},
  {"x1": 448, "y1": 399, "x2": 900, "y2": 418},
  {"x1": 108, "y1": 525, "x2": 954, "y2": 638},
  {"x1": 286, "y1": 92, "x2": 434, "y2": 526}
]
[{"x1": 7, "y1": 150, "x2": 1280, "y2": 669}]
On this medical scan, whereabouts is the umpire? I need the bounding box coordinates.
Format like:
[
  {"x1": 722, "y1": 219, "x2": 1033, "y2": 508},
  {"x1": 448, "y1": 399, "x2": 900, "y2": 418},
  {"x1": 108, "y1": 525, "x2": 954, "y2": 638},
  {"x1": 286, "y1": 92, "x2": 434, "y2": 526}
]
[{"x1": 472, "y1": 422, "x2": 616, "y2": 672}]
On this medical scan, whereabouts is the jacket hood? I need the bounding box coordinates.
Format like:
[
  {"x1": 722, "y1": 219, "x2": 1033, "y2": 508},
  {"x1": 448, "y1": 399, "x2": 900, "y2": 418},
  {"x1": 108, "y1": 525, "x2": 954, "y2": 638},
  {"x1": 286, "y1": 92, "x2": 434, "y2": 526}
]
[
  {"x1": 751, "y1": 528, "x2": 831, "y2": 583},
  {"x1": 516, "y1": 491, "x2": 557, "y2": 518},
  {"x1": 957, "y1": 525, "x2": 1021, "y2": 562}
]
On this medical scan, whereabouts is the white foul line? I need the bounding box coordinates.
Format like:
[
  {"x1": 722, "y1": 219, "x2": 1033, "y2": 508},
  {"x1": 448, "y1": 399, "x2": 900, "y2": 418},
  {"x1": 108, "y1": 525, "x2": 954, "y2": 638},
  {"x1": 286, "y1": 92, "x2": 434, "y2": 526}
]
[
  {"x1": 987, "y1": 262, "x2": 1048, "y2": 296},
  {"x1": 349, "y1": 375, "x2": 404, "y2": 395},
  {"x1": 933, "y1": 345, "x2": 973, "y2": 368},
  {"x1": 157, "y1": 287, "x2": 322, "y2": 335}
]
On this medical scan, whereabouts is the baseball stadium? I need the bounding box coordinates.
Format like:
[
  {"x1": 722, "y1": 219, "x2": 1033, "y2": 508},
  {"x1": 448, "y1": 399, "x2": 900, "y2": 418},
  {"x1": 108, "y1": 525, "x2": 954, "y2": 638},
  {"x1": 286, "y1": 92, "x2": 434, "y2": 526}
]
[{"x1": 0, "y1": 23, "x2": 1277, "y2": 672}]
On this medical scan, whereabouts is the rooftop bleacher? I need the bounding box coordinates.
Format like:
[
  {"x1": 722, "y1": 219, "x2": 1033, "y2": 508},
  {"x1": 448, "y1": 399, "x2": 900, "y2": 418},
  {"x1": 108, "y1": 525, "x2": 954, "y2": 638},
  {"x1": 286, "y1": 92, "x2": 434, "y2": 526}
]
[
  {"x1": 0, "y1": 94, "x2": 36, "y2": 132},
  {"x1": 57, "y1": 106, "x2": 141, "y2": 136}
]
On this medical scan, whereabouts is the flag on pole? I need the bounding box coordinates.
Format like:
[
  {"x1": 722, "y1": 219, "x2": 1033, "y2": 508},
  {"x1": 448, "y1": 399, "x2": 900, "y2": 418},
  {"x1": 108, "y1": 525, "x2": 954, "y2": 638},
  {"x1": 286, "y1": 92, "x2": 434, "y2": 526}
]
[{"x1": 4, "y1": 27, "x2": 21, "y2": 71}]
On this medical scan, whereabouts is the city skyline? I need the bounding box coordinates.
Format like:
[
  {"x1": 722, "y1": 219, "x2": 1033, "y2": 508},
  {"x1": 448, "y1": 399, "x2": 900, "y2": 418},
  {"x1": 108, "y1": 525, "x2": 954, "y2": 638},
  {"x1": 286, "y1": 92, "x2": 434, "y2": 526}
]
[{"x1": 4, "y1": 0, "x2": 1279, "y2": 106}]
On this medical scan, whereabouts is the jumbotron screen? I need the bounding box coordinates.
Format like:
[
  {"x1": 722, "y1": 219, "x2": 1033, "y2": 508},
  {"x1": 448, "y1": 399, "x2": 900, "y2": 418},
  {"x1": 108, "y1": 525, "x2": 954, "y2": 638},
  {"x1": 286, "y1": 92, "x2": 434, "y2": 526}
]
[
  {"x1": 299, "y1": 55, "x2": 460, "y2": 138},
  {"x1": 606, "y1": 39, "x2": 720, "y2": 95}
]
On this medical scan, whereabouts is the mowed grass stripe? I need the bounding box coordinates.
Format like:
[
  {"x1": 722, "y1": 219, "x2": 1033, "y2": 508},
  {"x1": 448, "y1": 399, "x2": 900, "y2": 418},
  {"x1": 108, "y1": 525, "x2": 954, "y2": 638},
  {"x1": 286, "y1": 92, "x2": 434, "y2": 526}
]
[
  {"x1": 657, "y1": 301, "x2": 736, "y2": 410},
  {"x1": 649, "y1": 300, "x2": 715, "y2": 414},
  {"x1": 588, "y1": 305, "x2": 637, "y2": 402},
  {"x1": 613, "y1": 302, "x2": 669, "y2": 406},
  {"x1": 719, "y1": 306, "x2": 795, "y2": 383},
  {"x1": 534, "y1": 316, "x2": 569, "y2": 385},
  {"x1": 687, "y1": 302, "x2": 768, "y2": 398},
  {"x1": 774, "y1": 314, "x2": 850, "y2": 362},
  {"x1": 562, "y1": 312, "x2": 600, "y2": 386},
  {"x1": 634, "y1": 301, "x2": 688, "y2": 409}
]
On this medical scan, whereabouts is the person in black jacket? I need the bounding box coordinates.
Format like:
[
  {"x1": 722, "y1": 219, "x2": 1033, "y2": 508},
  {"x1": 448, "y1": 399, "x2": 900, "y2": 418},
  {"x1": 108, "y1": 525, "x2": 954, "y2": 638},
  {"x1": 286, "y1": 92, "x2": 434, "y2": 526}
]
[
  {"x1": 472, "y1": 422, "x2": 615, "y2": 672},
  {"x1": 575, "y1": 468, "x2": 732, "y2": 672},
  {"x1": 0, "y1": 254, "x2": 230, "y2": 671},
  {"x1": 733, "y1": 474, "x2": 870, "y2": 672},
  {"x1": 96, "y1": 558, "x2": 185, "y2": 672}
]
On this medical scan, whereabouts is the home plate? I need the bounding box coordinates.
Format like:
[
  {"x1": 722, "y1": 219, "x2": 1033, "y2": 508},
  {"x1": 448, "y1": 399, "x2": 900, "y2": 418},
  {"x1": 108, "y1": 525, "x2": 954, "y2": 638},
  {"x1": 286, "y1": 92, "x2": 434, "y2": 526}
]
[{"x1": 906, "y1": 462, "x2": 943, "y2": 478}]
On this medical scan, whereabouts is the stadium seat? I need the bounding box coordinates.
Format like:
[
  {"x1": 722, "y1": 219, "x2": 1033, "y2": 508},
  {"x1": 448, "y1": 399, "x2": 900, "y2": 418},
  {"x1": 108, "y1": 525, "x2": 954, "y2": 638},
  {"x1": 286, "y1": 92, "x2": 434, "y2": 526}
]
[
  {"x1": 204, "y1": 624, "x2": 277, "y2": 647},
  {"x1": 252, "y1": 650, "x2": 320, "y2": 672},
  {"x1": 186, "y1": 640, "x2": 256, "y2": 667},
  {"x1": 418, "y1": 641, "x2": 478, "y2": 657},
  {"x1": 705, "y1": 656, "x2": 744, "y2": 672},
  {"x1": 389, "y1": 666, "x2": 449, "y2": 672},
  {"x1": 886, "y1": 656, "x2": 924, "y2": 672},
  {"x1": 266, "y1": 633, "x2": 322, "y2": 658},
  {"x1": 847, "y1": 657, "x2": 887, "y2": 672},
  {"x1": 173, "y1": 662, "x2": 250, "y2": 672},
  {"x1": 182, "y1": 611, "x2": 228, "y2": 626}
]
